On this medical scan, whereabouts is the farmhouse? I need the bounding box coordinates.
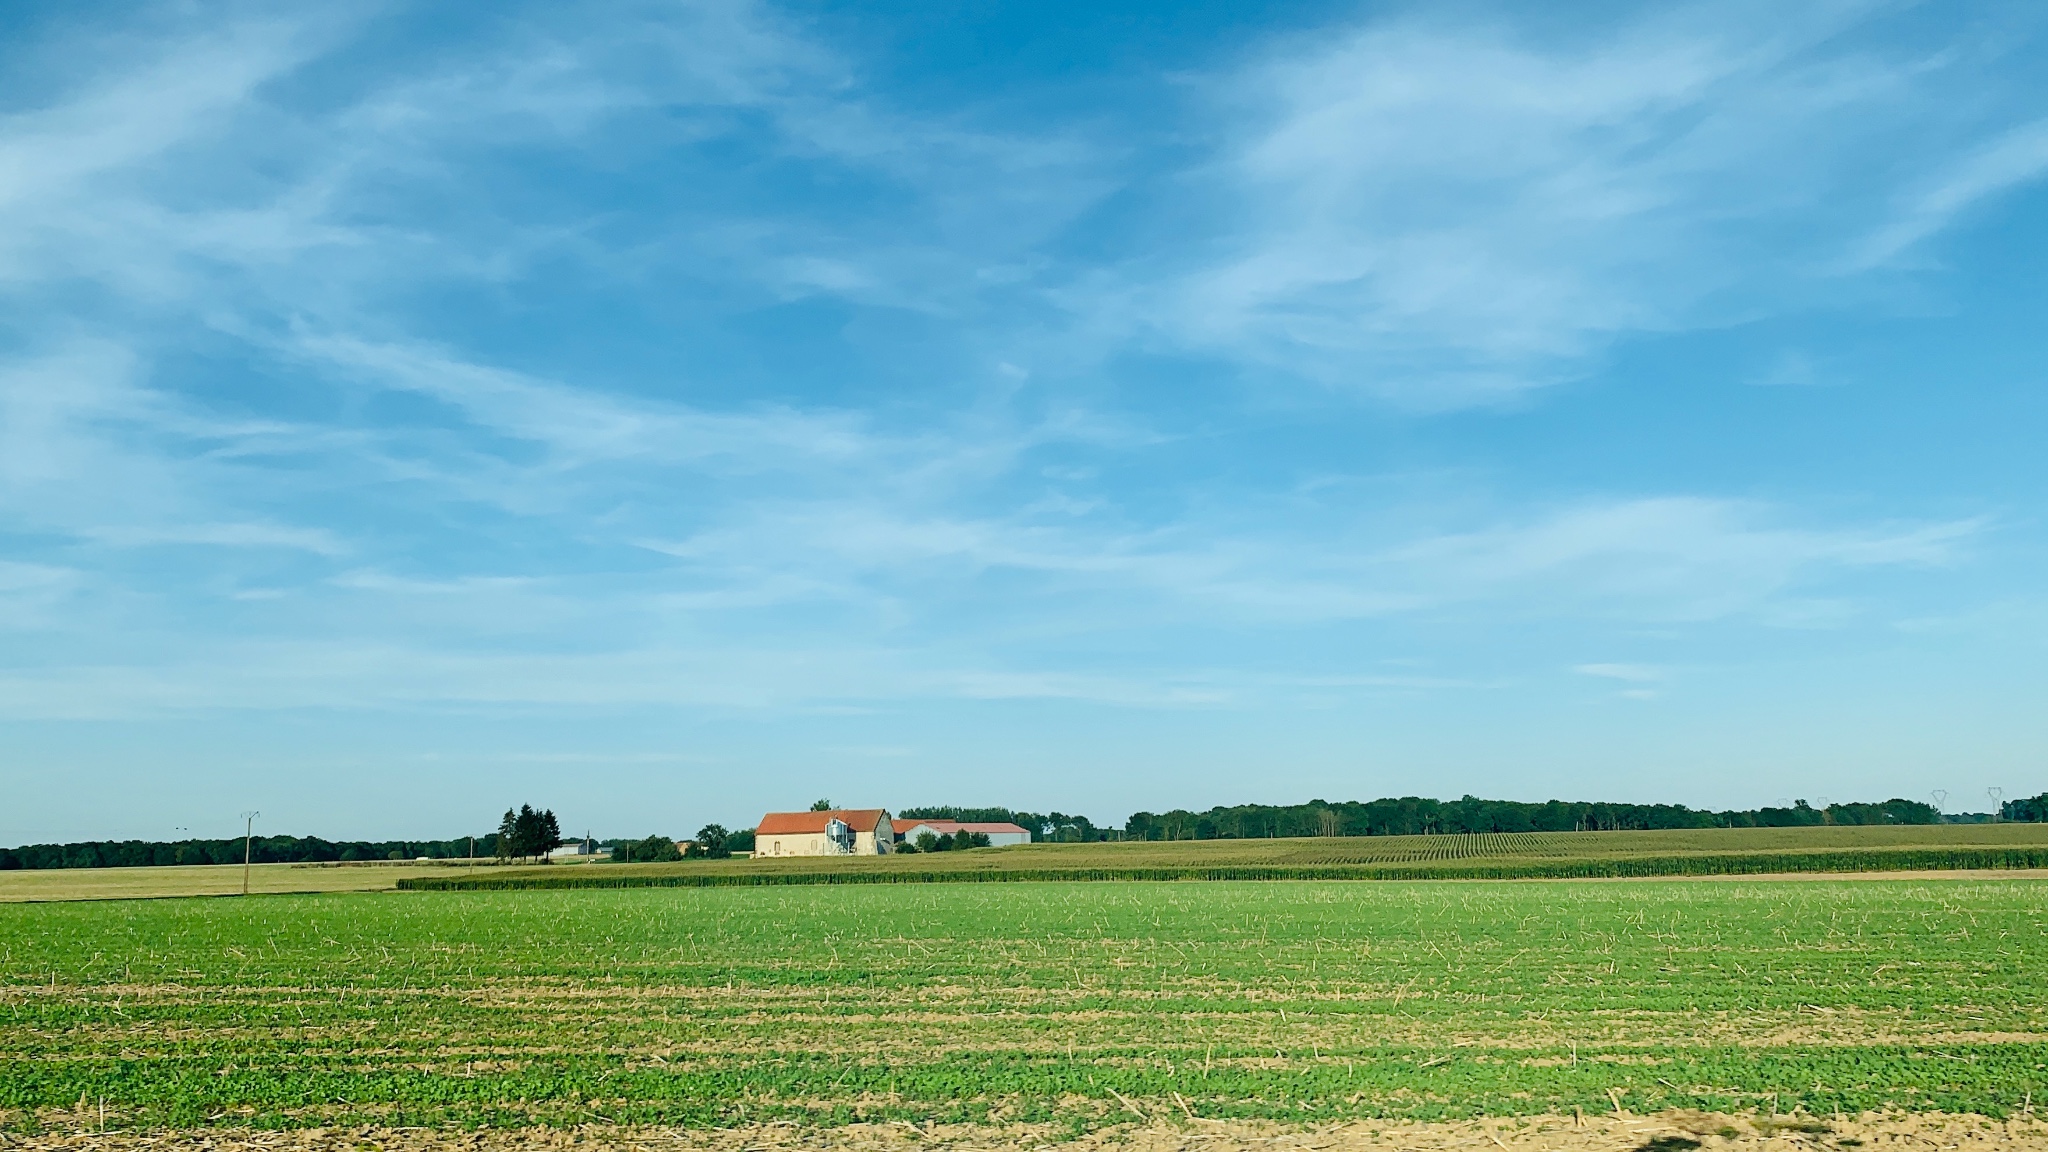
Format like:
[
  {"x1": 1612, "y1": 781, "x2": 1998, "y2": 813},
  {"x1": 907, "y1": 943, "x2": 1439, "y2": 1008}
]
[
  {"x1": 892, "y1": 819, "x2": 1032, "y2": 847},
  {"x1": 755, "y1": 809, "x2": 894, "y2": 857}
]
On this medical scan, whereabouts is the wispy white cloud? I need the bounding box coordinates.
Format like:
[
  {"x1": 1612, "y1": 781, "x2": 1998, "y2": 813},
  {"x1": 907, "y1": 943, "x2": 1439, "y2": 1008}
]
[
  {"x1": 0, "y1": 0, "x2": 2019, "y2": 739},
  {"x1": 81, "y1": 522, "x2": 346, "y2": 556},
  {"x1": 291, "y1": 332, "x2": 878, "y2": 469},
  {"x1": 1378, "y1": 498, "x2": 1973, "y2": 618},
  {"x1": 0, "y1": 17, "x2": 338, "y2": 296},
  {"x1": 0, "y1": 0, "x2": 1095, "y2": 335},
  {"x1": 341, "y1": 3, "x2": 838, "y2": 143},
  {"x1": 1856, "y1": 116, "x2": 2048, "y2": 266},
  {"x1": 0, "y1": 560, "x2": 80, "y2": 630},
  {"x1": 0, "y1": 341, "x2": 343, "y2": 555},
  {"x1": 622, "y1": 490, "x2": 1978, "y2": 639},
  {"x1": 18, "y1": 0, "x2": 2029, "y2": 425},
  {"x1": 1112, "y1": 3, "x2": 2044, "y2": 405},
  {"x1": 1575, "y1": 663, "x2": 1664, "y2": 700},
  {"x1": 0, "y1": 23, "x2": 300, "y2": 208},
  {"x1": 1575, "y1": 663, "x2": 1661, "y2": 682},
  {"x1": 0, "y1": 637, "x2": 1240, "y2": 718}
]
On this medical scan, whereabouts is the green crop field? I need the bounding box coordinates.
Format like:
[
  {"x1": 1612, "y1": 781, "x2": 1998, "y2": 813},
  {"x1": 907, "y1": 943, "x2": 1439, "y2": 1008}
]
[
  {"x1": 3, "y1": 877, "x2": 2046, "y2": 1136},
  {"x1": 407, "y1": 823, "x2": 2048, "y2": 890}
]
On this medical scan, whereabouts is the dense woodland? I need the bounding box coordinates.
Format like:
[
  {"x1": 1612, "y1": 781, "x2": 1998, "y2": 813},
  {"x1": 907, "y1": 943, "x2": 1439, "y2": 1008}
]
[
  {"x1": 1123, "y1": 796, "x2": 1953, "y2": 840},
  {"x1": 7, "y1": 792, "x2": 2042, "y2": 870}
]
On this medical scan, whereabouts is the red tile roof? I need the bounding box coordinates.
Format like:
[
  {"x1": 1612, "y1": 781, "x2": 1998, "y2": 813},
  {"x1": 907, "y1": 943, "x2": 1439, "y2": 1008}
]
[{"x1": 756, "y1": 809, "x2": 890, "y2": 836}]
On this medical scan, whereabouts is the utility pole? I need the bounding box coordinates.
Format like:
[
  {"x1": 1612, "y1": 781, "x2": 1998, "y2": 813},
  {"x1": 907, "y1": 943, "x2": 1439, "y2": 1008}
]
[
  {"x1": 239, "y1": 811, "x2": 260, "y2": 896},
  {"x1": 1989, "y1": 788, "x2": 2005, "y2": 823}
]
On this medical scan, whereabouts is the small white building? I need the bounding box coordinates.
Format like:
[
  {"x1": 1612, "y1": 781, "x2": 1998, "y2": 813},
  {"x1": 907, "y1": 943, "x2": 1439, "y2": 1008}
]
[
  {"x1": 548, "y1": 839, "x2": 600, "y2": 859},
  {"x1": 892, "y1": 819, "x2": 1032, "y2": 847}
]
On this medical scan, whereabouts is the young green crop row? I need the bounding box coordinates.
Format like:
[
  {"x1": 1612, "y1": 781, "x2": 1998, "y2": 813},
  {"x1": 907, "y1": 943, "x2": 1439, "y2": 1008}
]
[{"x1": 3, "y1": 879, "x2": 2045, "y2": 1132}]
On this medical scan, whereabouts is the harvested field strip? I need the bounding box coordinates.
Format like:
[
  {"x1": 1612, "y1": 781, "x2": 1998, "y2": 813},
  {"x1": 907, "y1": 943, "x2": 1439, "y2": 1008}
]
[{"x1": 400, "y1": 845, "x2": 2048, "y2": 890}]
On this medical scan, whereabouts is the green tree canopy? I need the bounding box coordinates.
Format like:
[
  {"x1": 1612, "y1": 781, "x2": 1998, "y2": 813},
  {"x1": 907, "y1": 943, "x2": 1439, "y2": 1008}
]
[
  {"x1": 693, "y1": 824, "x2": 731, "y2": 858},
  {"x1": 2005, "y1": 793, "x2": 2048, "y2": 822},
  {"x1": 608, "y1": 834, "x2": 681, "y2": 864},
  {"x1": 495, "y1": 805, "x2": 561, "y2": 861}
]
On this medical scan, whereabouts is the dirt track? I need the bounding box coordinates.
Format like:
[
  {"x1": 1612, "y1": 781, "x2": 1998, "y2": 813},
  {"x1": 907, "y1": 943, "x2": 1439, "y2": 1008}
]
[{"x1": 5, "y1": 1114, "x2": 2046, "y2": 1152}]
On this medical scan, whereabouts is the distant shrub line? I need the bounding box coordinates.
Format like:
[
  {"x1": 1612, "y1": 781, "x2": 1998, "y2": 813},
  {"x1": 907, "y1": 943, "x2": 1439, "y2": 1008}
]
[{"x1": 397, "y1": 845, "x2": 2048, "y2": 891}]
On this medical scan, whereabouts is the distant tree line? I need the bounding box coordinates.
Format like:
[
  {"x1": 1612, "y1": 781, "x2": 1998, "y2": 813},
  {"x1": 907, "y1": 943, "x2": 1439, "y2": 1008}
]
[
  {"x1": 4, "y1": 816, "x2": 772, "y2": 873},
  {"x1": 4, "y1": 799, "x2": 563, "y2": 872},
  {"x1": 0, "y1": 834, "x2": 493, "y2": 871},
  {"x1": 10, "y1": 792, "x2": 2026, "y2": 872},
  {"x1": 1123, "y1": 795, "x2": 1945, "y2": 840},
  {"x1": 898, "y1": 807, "x2": 1115, "y2": 842}
]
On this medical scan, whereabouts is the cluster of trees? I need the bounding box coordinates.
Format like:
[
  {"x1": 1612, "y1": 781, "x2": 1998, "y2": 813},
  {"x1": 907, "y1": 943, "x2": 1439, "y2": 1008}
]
[
  {"x1": 0, "y1": 834, "x2": 493, "y2": 871},
  {"x1": 688, "y1": 825, "x2": 731, "y2": 858},
  {"x1": 495, "y1": 805, "x2": 562, "y2": 861},
  {"x1": 898, "y1": 829, "x2": 990, "y2": 853},
  {"x1": 608, "y1": 834, "x2": 683, "y2": 863},
  {"x1": 607, "y1": 823, "x2": 755, "y2": 862},
  {"x1": 1123, "y1": 795, "x2": 1946, "y2": 840},
  {"x1": 681, "y1": 824, "x2": 752, "y2": 858},
  {"x1": 897, "y1": 806, "x2": 1114, "y2": 842},
  {"x1": 2004, "y1": 793, "x2": 2048, "y2": 822}
]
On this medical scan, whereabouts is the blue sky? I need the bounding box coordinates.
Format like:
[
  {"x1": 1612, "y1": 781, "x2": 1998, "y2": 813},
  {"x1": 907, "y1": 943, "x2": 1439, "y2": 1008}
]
[{"x1": 3, "y1": 0, "x2": 2045, "y2": 844}]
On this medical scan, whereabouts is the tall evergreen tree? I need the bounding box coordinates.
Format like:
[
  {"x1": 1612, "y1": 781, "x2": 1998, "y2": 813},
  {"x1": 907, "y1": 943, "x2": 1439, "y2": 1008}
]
[
  {"x1": 495, "y1": 809, "x2": 519, "y2": 860},
  {"x1": 491, "y1": 804, "x2": 563, "y2": 861}
]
